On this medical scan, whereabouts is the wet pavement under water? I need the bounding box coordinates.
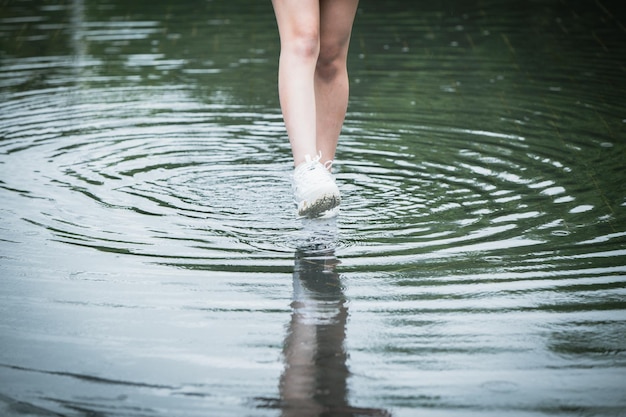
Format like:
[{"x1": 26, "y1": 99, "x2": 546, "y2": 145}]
[{"x1": 1, "y1": 1, "x2": 625, "y2": 416}]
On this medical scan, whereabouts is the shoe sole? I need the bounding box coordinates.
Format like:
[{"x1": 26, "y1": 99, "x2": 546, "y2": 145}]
[{"x1": 298, "y1": 194, "x2": 340, "y2": 219}]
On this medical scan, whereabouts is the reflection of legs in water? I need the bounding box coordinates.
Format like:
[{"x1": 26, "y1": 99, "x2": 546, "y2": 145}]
[
  {"x1": 280, "y1": 248, "x2": 391, "y2": 417},
  {"x1": 281, "y1": 248, "x2": 347, "y2": 417}
]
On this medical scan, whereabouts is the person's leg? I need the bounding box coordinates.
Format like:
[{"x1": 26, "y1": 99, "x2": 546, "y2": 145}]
[
  {"x1": 271, "y1": 0, "x2": 321, "y2": 167},
  {"x1": 315, "y1": 0, "x2": 359, "y2": 166}
]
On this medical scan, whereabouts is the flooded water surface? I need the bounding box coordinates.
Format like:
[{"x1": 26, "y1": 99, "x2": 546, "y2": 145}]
[{"x1": 1, "y1": 1, "x2": 625, "y2": 416}]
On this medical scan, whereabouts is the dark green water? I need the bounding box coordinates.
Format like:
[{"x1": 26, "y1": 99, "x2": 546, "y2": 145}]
[{"x1": 1, "y1": 1, "x2": 625, "y2": 416}]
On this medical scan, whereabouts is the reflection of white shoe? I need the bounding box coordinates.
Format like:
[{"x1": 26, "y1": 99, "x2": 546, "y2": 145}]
[
  {"x1": 296, "y1": 216, "x2": 338, "y2": 253},
  {"x1": 293, "y1": 154, "x2": 340, "y2": 218}
]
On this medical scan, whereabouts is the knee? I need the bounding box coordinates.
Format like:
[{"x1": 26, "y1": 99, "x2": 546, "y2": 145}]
[
  {"x1": 316, "y1": 45, "x2": 345, "y2": 81},
  {"x1": 283, "y1": 28, "x2": 320, "y2": 60}
]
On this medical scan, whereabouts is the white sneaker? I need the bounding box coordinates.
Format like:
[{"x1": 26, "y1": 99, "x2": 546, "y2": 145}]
[{"x1": 293, "y1": 154, "x2": 340, "y2": 218}]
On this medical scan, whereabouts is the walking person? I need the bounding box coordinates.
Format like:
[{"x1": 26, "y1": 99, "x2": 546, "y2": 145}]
[{"x1": 271, "y1": 0, "x2": 359, "y2": 218}]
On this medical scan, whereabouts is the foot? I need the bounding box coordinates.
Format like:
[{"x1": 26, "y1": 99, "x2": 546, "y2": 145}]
[{"x1": 292, "y1": 154, "x2": 340, "y2": 218}]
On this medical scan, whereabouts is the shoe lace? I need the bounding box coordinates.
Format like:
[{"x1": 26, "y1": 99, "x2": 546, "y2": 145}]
[
  {"x1": 308, "y1": 151, "x2": 322, "y2": 163},
  {"x1": 302, "y1": 152, "x2": 335, "y2": 170},
  {"x1": 294, "y1": 152, "x2": 334, "y2": 184}
]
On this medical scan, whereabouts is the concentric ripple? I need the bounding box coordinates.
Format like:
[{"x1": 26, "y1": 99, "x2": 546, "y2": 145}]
[{"x1": 3, "y1": 79, "x2": 622, "y2": 273}]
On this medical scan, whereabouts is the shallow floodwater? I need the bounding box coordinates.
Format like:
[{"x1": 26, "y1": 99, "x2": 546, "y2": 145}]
[{"x1": 1, "y1": 1, "x2": 625, "y2": 416}]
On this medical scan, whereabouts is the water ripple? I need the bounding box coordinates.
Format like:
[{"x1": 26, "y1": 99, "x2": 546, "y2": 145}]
[{"x1": 2, "y1": 73, "x2": 623, "y2": 273}]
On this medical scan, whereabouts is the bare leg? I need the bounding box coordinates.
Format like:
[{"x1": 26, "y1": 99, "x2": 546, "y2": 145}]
[
  {"x1": 271, "y1": 0, "x2": 320, "y2": 167},
  {"x1": 272, "y1": 0, "x2": 358, "y2": 168},
  {"x1": 316, "y1": 0, "x2": 359, "y2": 166}
]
